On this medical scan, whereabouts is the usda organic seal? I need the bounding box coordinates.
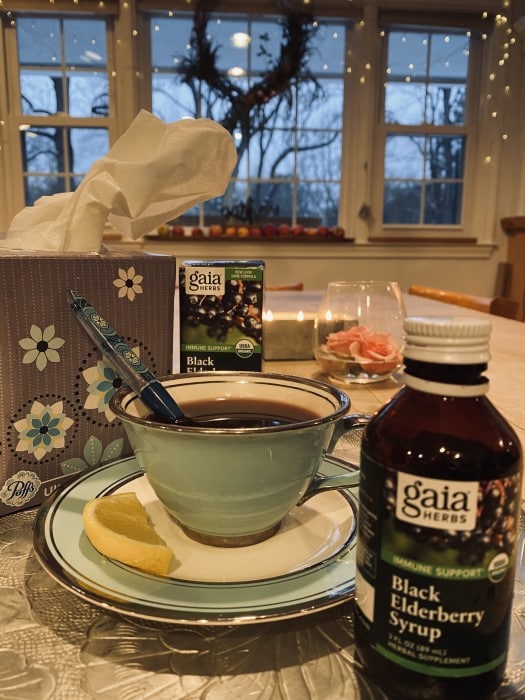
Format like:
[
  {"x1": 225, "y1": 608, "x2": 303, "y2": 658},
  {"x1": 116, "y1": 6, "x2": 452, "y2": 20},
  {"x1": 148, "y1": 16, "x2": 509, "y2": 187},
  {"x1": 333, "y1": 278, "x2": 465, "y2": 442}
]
[
  {"x1": 487, "y1": 552, "x2": 510, "y2": 583},
  {"x1": 235, "y1": 338, "x2": 255, "y2": 358}
]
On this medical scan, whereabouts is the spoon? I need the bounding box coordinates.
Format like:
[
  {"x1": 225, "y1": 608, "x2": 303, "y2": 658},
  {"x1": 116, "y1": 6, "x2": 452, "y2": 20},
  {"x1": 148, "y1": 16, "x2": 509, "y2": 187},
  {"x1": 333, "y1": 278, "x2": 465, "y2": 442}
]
[{"x1": 68, "y1": 290, "x2": 187, "y2": 424}]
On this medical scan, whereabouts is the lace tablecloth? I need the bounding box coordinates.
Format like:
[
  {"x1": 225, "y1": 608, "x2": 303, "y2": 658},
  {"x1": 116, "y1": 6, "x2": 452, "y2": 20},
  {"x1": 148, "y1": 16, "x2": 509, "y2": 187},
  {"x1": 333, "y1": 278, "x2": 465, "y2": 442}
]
[{"x1": 0, "y1": 507, "x2": 524, "y2": 699}]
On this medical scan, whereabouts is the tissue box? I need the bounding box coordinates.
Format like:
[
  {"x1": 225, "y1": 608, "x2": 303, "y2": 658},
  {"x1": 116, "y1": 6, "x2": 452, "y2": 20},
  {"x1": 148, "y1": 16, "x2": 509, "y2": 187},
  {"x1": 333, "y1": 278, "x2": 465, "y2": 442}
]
[{"x1": 0, "y1": 249, "x2": 176, "y2": 516}]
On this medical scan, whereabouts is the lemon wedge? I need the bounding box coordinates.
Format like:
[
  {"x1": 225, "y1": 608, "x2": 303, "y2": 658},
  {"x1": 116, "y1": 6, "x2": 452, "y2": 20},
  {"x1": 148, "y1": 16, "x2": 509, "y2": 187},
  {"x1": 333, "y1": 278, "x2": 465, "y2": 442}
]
[{"x1": 82, "y1": 493, "x2": 173, "y2": 576}]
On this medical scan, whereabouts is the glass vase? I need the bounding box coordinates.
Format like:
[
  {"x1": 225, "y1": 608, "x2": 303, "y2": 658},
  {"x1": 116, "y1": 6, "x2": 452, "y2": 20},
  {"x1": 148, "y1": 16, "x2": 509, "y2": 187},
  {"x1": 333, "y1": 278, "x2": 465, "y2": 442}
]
[{"x1": 313, "y1": 281, "x2": 406, "y2": 384}]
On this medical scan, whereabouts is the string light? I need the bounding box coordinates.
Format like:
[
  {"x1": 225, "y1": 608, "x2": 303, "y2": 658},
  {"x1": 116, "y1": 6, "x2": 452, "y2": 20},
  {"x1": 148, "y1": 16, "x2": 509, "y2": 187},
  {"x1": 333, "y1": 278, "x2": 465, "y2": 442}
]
[
  {"x1": 482, "y1": 0, "x2": 515, "y2": 162},
  {"x1": 8, "y1": 0, "x2": 516, "y2": 159}
]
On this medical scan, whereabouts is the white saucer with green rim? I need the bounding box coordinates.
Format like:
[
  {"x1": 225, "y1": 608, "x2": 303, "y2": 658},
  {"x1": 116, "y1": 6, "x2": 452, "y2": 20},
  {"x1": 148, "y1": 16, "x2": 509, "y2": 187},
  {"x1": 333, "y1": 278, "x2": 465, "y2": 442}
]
[{"x1": 33, "y1": 455, "x2": 358, "y2": 625}]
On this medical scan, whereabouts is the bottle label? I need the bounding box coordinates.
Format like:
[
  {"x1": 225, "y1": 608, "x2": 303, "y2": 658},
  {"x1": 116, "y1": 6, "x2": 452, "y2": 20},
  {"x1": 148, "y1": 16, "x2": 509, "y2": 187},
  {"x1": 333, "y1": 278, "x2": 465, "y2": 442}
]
[{"x1": 355, "y1": 453, "x2": 520, "y2": 677}]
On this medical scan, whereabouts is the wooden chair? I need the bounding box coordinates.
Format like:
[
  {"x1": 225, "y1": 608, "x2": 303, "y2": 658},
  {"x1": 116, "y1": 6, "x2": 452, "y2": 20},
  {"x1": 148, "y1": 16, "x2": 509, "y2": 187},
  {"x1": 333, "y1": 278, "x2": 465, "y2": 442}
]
[
  {"x1": 408, "y1": 284, "x2": 520, "y2": 320},
  {"x1": 266, "y1": 282, "x2": 304, "y2": 291}
]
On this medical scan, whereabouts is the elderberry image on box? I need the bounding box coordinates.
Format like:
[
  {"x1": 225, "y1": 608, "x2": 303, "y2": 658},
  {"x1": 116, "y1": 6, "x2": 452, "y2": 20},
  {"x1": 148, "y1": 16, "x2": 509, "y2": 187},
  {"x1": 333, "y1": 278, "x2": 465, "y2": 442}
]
[{"x1": 179, "y1": 260, "x2": 264, "y2": 372}]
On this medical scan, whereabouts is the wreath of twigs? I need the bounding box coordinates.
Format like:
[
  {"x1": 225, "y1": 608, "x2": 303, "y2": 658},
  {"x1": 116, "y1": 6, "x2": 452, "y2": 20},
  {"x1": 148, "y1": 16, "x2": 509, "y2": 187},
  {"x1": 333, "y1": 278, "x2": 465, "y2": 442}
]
[{"x1": 177, "y1": 0, "x2": 319, "y2": 134}]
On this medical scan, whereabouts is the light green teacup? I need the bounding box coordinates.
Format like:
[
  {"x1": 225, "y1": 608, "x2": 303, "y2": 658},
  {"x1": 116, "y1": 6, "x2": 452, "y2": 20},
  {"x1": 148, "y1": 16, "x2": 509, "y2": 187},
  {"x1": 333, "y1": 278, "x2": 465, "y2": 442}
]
[{"x1": 110, "y1": 372, "x2": 367, "y2": 547}]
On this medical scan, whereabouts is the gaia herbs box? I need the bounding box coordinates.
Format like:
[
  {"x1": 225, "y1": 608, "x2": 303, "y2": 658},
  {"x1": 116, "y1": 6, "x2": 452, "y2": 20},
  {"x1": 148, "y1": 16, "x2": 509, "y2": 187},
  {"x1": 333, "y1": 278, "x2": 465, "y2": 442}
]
[{"x1": 179, "y1": 260, "x2": 264, "y2": 372}]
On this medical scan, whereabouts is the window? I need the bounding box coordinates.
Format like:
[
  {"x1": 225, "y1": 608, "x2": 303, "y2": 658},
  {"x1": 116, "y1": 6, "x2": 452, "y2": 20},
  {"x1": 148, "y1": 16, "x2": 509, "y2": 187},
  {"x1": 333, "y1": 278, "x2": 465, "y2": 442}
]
[
  {"x1": 0, "y1": 3, "x2": 510, "y2": 244},
  {"x1": 381, "y1": 28, "x2": 470, "y2": 227},
  {"x1": 150, "y1": 10, "x2": 347, "y2": 228},
  {"x1": 5, "y1": 14, "x2": 113, "y2": 210}
]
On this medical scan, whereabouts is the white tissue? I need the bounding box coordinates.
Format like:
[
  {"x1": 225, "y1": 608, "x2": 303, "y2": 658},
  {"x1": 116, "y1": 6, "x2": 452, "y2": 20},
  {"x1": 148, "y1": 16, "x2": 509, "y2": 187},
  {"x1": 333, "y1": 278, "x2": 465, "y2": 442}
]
[{"x1": 1, "y1": 110, "x2": 237, "y2": 252}]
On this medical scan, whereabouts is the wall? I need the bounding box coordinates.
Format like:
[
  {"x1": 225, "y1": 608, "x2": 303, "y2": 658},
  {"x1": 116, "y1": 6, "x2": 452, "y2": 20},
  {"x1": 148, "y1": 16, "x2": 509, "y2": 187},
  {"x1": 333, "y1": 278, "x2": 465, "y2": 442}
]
[{"x1": 108, "y1": 238, "x2": 502, "y2": 295}]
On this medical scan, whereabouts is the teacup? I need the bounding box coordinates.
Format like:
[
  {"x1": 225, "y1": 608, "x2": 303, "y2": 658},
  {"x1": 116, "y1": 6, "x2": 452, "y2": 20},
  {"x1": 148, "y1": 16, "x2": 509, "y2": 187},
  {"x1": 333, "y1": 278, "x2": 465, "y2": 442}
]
[{"x1": 110, "y1": 372, "x2": 367, "y2": 547}]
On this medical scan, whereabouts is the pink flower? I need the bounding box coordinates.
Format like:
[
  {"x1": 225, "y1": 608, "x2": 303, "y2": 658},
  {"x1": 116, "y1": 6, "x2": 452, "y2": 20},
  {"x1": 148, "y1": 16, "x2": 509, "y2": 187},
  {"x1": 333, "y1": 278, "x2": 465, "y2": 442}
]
[{"x1": 325, "y1": 325, "x2": 401, "y2": 374}]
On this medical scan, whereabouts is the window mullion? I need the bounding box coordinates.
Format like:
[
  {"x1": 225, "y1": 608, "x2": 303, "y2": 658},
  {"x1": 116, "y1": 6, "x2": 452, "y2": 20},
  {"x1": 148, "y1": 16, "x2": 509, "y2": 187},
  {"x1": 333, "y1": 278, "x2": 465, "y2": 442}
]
[
  {"x1": 2, "y1": 18, "x2": 25, "y2": 222},
  {"x1": 342, "y1": 12, "x2": 382, "y2": 243},
  {"x1": 113, "y1": 3, "x2": 144, "y2": 136},
  {"x1": 462, "y1": 33, "x2": 488, "y2": 241}
]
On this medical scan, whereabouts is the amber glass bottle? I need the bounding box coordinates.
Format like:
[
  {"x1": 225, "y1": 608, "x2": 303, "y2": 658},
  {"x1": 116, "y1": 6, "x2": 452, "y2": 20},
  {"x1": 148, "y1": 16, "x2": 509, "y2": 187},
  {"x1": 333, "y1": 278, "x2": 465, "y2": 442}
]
[{"x1": 354, "y1": 316, "x2": 522, "y2": 700}]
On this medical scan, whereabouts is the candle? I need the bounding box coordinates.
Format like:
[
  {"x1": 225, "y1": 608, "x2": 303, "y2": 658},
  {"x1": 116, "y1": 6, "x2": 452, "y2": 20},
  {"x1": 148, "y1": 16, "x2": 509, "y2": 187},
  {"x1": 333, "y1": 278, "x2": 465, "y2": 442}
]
[{"x1": 262, "y1": 310, "x2": 315, "y2": 360}]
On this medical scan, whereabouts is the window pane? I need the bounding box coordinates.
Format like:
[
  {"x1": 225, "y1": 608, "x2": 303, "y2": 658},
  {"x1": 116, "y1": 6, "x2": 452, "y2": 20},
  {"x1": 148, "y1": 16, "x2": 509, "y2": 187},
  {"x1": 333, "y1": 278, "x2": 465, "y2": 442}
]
[
  {"x1": 297, "y1": 181, "x2": 340, "y2": 227},
  {"x1": 426, "y1": 135, "x2": 465, "y2": 179},
  {"x1": 429, "y1": 32, "x2": 468, "y2": 81},
  {"x1": 179, "y1": 204, "x2": 200, "y2": 225},
  {"x1": 209, "y1": 18, "x2": 250, "y2": 73},
  {"x1": 17, "y1": 18, "x2": 61, "y2": 65},
  {"x1": 204, "y1": 191, "x2": 228, "y2": 221},
  {"x1": 24, "y1": 175, "x2": 66, "y2": 206},
  {"x1": 64, "y1": 19, "x2": 107, "y2": 67},
  {"x1": 233, "y1": 136, "x2": 248, "y2": 178},
  {"x1": 151, "y1": 17, "x2": 194, "y2": 69},
  {"x1": 152, "y1": 77, "x2": 196, "y2": 121},
  {"x1": 383, "y1": 182, "x2": 421, "y2": 224},
  {"x1": 257, "y1": 91, "x2": 295, "y2": 130},
  {"x1": 426, "y1": 84, "x2": 465, "y2": 126},
  {"x1": 68, "y1": 73, "x2": 109, "y2": 117},
  {"x1": 200, "y1": 80, "x2": 249, "y2": 123},
  {"x1": 251, "y1": 20, "x2": 284, "y2": 73},
  {"x1": 248, "y1": 129, "x2": 294, "y2": 178},
  {"x1": 424, "y1": 182, "x2": 462, "y2": 224},
  {"x1": 70, "y1": 128, "x2": 109, "y2": 172},
  {"x1": 298, "y1": 78, "x2": 343, "y2": 129},
  {"x1": 385, "y1": 135, "x2": 424, "y2": 179},
  {"x1": 250, "y1": 182, "x2": 292, "y2": 220},
  {"x1": 387, "y1": 31, "x2": 429, "y2": 79},
  {"x1": 308, "y1": 22, "x2": 346, "y2": 74},
  {"x1": 385, "y1": 83, "x2": 425, "y2": 125},
  {"x1": 20, "y1": 71, "x2": 61, "y2": 115},
  {"x1": 22, "y1": 127, "x2": 60, "y2": 173},
  {"x1": 296, "y1": 130, "x2": 341, "y2": 180}
]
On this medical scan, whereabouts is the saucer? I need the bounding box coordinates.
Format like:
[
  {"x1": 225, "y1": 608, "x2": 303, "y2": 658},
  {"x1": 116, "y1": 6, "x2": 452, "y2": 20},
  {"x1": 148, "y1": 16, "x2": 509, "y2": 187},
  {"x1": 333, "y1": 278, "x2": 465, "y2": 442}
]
[{"x1": 33, "y1": 456, "x2": 358, "y2": 625}]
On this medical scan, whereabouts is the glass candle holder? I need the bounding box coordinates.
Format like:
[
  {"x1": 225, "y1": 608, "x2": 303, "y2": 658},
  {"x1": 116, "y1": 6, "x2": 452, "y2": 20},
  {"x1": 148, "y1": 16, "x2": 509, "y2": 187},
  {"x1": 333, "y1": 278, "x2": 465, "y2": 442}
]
[{"x1": 313, "y1": 281, "x2": 406, "y2": 384}]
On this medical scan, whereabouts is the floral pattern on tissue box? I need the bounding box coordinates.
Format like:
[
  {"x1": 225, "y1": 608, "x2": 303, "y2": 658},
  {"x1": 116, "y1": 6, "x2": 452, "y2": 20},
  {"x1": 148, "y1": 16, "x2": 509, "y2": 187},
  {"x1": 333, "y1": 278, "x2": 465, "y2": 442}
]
[{"x1": 0, "y1": 251, "x2": 175, "y2": 515}]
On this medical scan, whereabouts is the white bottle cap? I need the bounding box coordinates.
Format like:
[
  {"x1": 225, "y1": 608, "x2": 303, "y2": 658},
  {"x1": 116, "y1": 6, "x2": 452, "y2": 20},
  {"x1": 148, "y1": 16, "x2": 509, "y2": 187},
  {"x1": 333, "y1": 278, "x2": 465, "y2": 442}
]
[{"x1": 403, "y1": 316, "x2": 491, "y2": 364}]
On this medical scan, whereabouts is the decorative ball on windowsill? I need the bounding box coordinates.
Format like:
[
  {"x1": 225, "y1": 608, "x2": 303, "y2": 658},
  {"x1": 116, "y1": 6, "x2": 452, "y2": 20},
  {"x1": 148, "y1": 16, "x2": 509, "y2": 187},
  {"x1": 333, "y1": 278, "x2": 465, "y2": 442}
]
[{"x1": 154, "y1": 223, "x2": 349, "y2": 240}]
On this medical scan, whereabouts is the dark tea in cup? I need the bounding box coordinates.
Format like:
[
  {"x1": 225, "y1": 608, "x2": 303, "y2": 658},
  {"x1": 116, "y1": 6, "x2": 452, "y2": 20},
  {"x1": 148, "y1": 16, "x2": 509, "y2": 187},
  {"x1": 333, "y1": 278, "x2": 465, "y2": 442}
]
[{"x1": 111, "y1": 372, "x2": 364, "y2": 546}]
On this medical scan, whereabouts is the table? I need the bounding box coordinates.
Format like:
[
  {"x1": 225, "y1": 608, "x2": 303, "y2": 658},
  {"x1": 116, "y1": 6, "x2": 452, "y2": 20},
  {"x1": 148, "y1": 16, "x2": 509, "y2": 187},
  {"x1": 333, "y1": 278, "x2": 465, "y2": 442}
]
[
  {"x1": 264, "y1": 291, "x2": 525, "y2": 469},
  {"x1": 0, "y1": 294, "x2": 524, "y2": 699}
]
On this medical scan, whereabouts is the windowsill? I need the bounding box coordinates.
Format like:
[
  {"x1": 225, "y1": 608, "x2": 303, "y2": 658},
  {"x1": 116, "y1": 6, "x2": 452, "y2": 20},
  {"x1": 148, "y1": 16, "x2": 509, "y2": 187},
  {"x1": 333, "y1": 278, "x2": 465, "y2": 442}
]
[
  {"x1": 142, "y1": 234, "x2": 355, "y2": 244},
  {"x1": 108, "y1": 236, "x2": 496, "y2": 260},
  {"x1": 368, "y1": 236, "x2": 478, "y2": 244}
]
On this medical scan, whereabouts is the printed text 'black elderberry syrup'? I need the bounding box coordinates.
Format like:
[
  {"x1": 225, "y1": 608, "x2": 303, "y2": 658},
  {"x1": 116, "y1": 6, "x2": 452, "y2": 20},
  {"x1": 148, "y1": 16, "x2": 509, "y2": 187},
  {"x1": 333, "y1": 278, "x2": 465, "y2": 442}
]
[{"x1": 354, "y1": 316, "x2": 522, "y2": 700}]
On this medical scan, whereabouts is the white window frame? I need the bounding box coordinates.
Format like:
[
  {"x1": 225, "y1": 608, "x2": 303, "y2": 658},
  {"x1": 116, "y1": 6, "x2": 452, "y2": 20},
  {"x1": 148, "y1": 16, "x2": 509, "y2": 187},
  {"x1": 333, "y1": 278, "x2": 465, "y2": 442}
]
[
  {"x1": 343, "y1": 4, "x2": 512, "y2": 246},
  {"x1": 0, "y1": 8, "x2": 120, "y2": 229},
  {"x1": 370, "y1": 28, "x2": 482, "y2": 241}
]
